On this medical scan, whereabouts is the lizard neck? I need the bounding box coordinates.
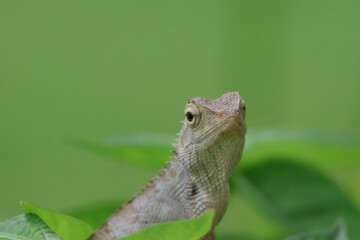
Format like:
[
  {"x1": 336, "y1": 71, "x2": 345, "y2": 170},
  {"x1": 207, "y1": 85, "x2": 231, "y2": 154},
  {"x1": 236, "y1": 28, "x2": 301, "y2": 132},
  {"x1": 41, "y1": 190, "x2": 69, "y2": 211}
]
[
  {"x1": 170, "y1": 134, "x2": 243, "y2": 225},
  {"x1": 176, "y1": 134, "x2": 243, "y2": 184}
]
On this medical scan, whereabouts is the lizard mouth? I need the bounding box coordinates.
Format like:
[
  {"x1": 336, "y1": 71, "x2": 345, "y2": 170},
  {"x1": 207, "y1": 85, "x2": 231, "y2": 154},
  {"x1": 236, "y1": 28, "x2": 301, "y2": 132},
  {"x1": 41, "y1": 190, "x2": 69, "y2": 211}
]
[{"x1": 189, "y1": 115, "x2": 244, "y2": 146}]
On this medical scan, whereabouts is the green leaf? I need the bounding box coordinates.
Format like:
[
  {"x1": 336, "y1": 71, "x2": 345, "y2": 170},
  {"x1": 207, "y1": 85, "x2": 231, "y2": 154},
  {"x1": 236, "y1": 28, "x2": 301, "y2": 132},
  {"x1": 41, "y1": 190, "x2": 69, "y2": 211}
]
[
  {"x1": 20, "y1": 202, "x2": 93, "y2": 240},
  {"x1": 71, "y1": 130, "x2": 360, "y2": 211},
  {"x1": 239, "y1": 159, "x2": 360, "y2": 239},
  {"x1": 0, "y1": 214, "x2": 61, "y2": 240},
  {"x1": 121, "y1": 209, "x2": 215, "y2": 240},
  {"x1": 70, "y1": 130, "x2": 360, "y2": 171},
  {"x1": 286, "y1": 218, "x2": 348, "y2": 240},
  {"x1": 216, "y1": 193, "x2": 289, "y2": 240},
  {"x1": 69, "y1": 134, "x2": 173, "y2": 169},
  {"x1": 68, "y1": 130, "x2": 360, "y2": 239},
  {"x1": 243, "y1": 130, "x2": 360, "y2": 168},
  {"x1": 66, "y1": 201, "x2": 121, "y2": 229},
  {"x1": 241, "y1": 130, "x2": 360, "y2": 211}
]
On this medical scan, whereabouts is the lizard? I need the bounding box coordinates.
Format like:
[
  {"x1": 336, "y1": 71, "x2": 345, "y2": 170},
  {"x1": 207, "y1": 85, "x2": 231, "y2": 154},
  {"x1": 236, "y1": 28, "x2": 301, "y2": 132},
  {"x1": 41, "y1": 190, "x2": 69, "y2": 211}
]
[{"x1": 91, "y1": 92, "x2": 246, "y2": 240}]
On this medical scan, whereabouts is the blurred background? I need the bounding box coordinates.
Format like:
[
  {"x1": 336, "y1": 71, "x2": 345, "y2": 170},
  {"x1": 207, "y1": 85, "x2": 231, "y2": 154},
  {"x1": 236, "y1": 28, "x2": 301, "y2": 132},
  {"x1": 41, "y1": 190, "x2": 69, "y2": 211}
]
[{"x1": 1, "y1": 1, "x2": 359, "y2": 239}]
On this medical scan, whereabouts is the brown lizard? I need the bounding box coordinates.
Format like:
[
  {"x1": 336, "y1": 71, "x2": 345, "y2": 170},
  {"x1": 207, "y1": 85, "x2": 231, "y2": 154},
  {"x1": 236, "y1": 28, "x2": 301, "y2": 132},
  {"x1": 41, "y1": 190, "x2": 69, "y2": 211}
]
[{"x1": 91, "y1": 92, "x2": 246, "y2": 240}]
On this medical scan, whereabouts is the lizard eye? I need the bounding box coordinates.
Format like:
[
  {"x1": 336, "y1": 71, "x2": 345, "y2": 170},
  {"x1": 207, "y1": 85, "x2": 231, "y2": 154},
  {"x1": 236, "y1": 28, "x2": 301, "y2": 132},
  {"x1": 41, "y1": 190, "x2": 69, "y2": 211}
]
[
  {"x1": 184, "y1": 105, "x2": 201, "y2": 127},
  {"x1": 186, "y1": 112, "x2": 194, "y2": 122}
]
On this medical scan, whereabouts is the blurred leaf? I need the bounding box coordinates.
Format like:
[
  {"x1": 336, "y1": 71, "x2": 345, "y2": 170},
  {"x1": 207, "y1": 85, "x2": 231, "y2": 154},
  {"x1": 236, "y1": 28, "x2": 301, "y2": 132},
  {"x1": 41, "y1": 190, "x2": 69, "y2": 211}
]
[
  {"x1": 121, "y1": 209, "x2": 214, "y2": 240},
  {"x1": 246, "y1": 129, "x2": 359, "y2": 149},
  {"x1": 72, "y1": 130, "x2": 360, "y2": 207},
  {"x1": 72, "y1": 130, "x2": 360, "y2": 169},
  {"x1": 243, "y1": 130, "x2": 360, "y2": 167},
  {"x1": 239, "y1": 159, "x2": 360, "y2": 238},
  {"x1": 21, "y1": 201, "x2": 93, "y2": 240},
  {"x1": 70, "y1": 134, "x2": 173, "y2": 169},
  {"x1": 216, "y1": 233, "x2": 267, "y2": 240},
  {"x1": 69, "y1": 130, "x2": 360, "y2": 239},
  {"x1": 241, "y1": 130, "x2": 360, "y2": 215},
  {"x1": 0, "y1": 214, "x2": 61, "y2": 240},
  {"x1": 216, "y1": 193, "x2": 289, "y2": 240},
  {"x1": 66, "y1": 201, "x2": 122, "y2": 229},
  {"x1": 286, "y1": 218, "x2": 348, "y2": 240}
]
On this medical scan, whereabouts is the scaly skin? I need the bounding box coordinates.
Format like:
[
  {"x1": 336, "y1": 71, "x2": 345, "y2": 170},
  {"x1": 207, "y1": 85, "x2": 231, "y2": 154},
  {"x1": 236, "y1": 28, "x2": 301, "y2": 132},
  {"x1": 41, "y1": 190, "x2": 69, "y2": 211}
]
[{"x1": 91, "y1": 92, "x2": 246, "y2": 240}]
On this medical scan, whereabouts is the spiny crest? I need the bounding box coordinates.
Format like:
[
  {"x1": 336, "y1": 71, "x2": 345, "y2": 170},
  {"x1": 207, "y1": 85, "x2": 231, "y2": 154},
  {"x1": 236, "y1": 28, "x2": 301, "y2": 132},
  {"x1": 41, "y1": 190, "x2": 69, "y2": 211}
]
[{"x1": 191, "y1": 92, "x2": 243, "y2": 116}]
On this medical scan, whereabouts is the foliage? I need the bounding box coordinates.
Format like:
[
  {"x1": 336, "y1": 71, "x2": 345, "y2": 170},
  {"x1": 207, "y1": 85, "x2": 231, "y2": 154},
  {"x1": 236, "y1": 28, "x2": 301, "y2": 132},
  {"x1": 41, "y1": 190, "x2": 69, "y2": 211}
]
[
  {"x1": 0, "y1": 214, "x2": 61, "y2": 240},
  {"x1": 0, "y1": 204, "x2": 214, "y2": 240},
  {"x1": 21, "y1": 201, "x2": 93, "y2": 240},
  {"x1": 122, "y1": 210, "x2": 214, "y2": 240},
  {"x1": 0, "y1": 130, "x2": 359, "y2": 239},
  {"x1": 286, "y1": 219, "x2": 348, "y2": 240}
]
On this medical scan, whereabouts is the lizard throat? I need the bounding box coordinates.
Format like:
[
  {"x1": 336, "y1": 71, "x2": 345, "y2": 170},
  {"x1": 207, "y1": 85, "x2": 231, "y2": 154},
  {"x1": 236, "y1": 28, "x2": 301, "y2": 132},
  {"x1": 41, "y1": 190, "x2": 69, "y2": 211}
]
[{"x1": 176, "y1": 133, "x2": 244, "y2": 183}]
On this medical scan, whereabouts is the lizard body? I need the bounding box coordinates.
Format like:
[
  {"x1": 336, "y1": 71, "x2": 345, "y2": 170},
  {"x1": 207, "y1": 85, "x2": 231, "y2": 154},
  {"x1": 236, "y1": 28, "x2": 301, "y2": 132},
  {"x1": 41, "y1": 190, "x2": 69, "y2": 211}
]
[{"x1": 91, "y1": 92, "x2": 246, "y2": 240}]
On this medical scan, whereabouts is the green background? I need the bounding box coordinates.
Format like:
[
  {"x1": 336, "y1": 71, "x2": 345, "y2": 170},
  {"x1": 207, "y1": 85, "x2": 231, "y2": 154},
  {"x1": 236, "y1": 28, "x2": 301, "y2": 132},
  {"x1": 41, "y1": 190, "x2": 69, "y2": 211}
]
[{"x1": 1, "y1": 1, "x2": 359, "y2": 238}]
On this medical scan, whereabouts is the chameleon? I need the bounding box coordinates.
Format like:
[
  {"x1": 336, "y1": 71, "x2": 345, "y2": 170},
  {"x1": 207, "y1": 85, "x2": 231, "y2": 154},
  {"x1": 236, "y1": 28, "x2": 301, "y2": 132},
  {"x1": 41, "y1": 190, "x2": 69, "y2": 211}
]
[{"x1": 91, "y1": 92, "x2": 246, "y2": 240}]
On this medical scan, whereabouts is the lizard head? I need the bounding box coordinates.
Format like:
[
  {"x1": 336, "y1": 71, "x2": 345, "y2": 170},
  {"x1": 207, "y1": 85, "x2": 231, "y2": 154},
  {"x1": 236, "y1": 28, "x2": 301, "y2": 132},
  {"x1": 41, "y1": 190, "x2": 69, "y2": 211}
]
[{"x1": 177, "y1": 92, "x2": 246, "y2": 176}]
